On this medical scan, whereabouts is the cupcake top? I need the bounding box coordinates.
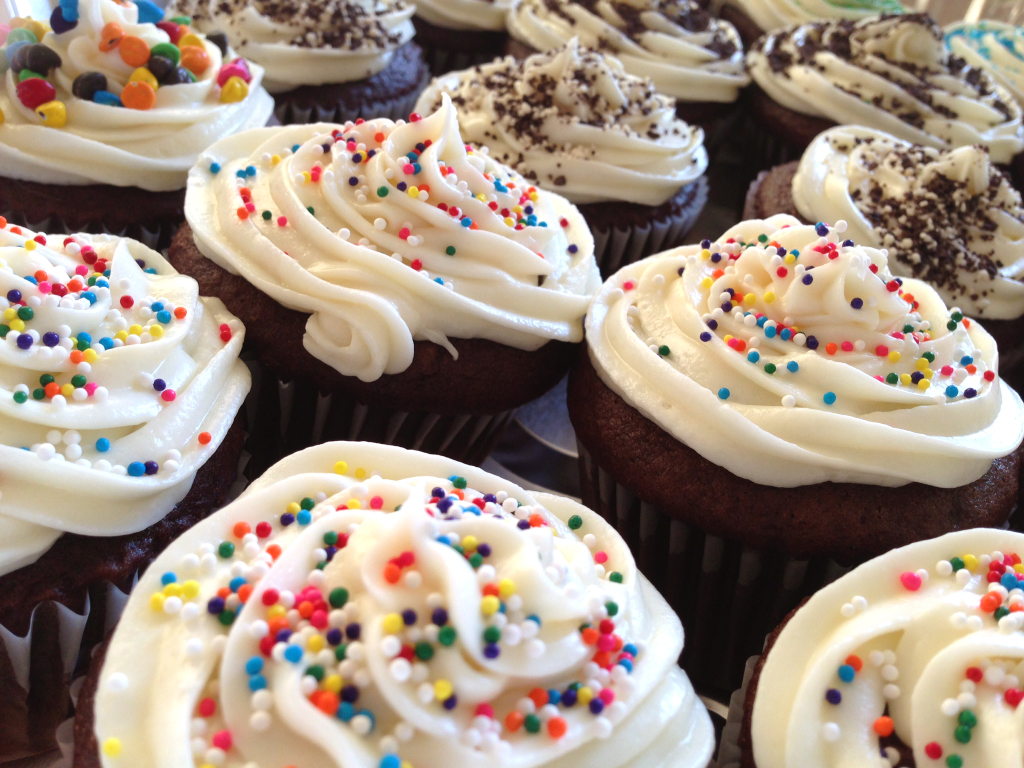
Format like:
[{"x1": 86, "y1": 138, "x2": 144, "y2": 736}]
[
  {"x1": 87, "y1": 441, "x2": 715, "y2": 768},
  {"x1": 792, "y1": 125, "x2": 1024, "y2": 321},
  {"x1": 415, "y1": 0, "x2": 512, "y2": 31},
  {"x1": 585, "y1": 215, "x2": 1024, "y2": 489},
  {"x1": 722, "y1": 0, "x2": 903, "y2": 37},
  {"x1": 186, "y1": 97, "x2": 600, "y2": 383},
  {"x1": 169, "y1": 0, "x2": 415, "y2": 93},
  {"x1": 0, "y1": 221, "x2": 249, "y2": 578},
  {"x1": 947, "y1": 21, "x2": 1024, "y2": 106},
  {"x1": 751, "y1": 528, "x2": 1024, "y2": 768},
  {"x1": 0, "y1": 0, "x2": 274, "y2": 192},
  {"x1": 747, "y1": 14, "x2": 1024, "y2": 164},
  {"x1": 506, "y1": 0, "x2": 749, "y2": 104},
  {"x1": 413, "y1": 41, "x2": 707, "y2": 207}
]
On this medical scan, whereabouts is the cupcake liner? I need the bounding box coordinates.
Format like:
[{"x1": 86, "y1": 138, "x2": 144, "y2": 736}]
[
  {"x1": 586, "y1": 177, "x2": 709, "y2": 275},
  {"x1": 243, "y1": 361, "x2": 516, "y2": 479},
  {"x1": 576, "y1": 441, "x2": 851, "y2": 699},
  {"x1": 272, "y1": 73, "x2": 430, "y2": 126},
  {"x1": 417, "y1": 44, "x2": 503, "y2": 78},
  {"x1": 714, "y1": 656, "x2": 759, "y2": 768},
  {"x1": 0, "y1": 203, "x2": 177, "y2": 251}
]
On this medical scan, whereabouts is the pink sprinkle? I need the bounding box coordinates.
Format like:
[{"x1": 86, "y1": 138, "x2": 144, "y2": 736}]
[
  {"x1": 85, "y1": 382, "x2": 98, "y2": 395},
  {"x1": 399, "y1": 227, "x2": 411, "y2": 240},
  {"x1": 310, "y1": 610, "x2": 328, "y2": 629},
  {"x1": 875, "y1": 345, "x2": 889, "y2": 357},
  {"x1": 900, "y1": 571, "x2": 922, "y2": 591},
  {"x1": 211, "y1": 730, "x2": 232, "y2": 750},
  {"x1": 597, "y1": 634, "x2": 615, "y2": 652},
  {"x1": 623, "y1": 281, "x2": 635, "y2": 291},
  {"x1": 198, "y1": 698, "x2": 216, "y2": 717},
  {"x1": 598, "y1": 688, "x2": 615, "y2": 704},
  {"x1": 475, "y1": 703, "x2": 495, "y2": 718},
  {"x1": 38, "y1": 282, "x2": 51, "y2": 294},
  {"x1": 403, "y1": 163, "x2": 415, "y2": 175},
  {"x1": 75, "y1": 265, "x2": 89, "y2": 276},
  {"x1": 594, "y1": 551, "x2": 608, "y2": 564},
  {"x1": 941, "y1": 365, "x2": 954, "y2": 376},
  {"x1": 161, "y1": 390, "x2": 176, "y2": 402},
  {"x1": 370, "y1": 496, "x2": 383, "y2": 510},
  {"x1": 277, "y1": 216, "x2": 287, "y2": 227}
]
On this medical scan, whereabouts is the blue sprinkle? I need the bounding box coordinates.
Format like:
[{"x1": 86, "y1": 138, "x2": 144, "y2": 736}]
[
  {"x1": 127, "y1": 461, "x2": 146, "y2": 477},
  {"x1": 718, "y1": 387, "x2": 730, "y2": 400},
  {"x1": 823, "y1": 391, "x2": 837, "y2": 405},
  {"x1": 297, "y1": 510, "x2": 312, "y2": 525},
  {"x1": 765, "y1": 326, "x2": 777, "y2": 338},
  {"x1": 248, "y1": 675, "x2": 267, "y2": 691},
  {"x1": 337, "y1": 702, "x2": 355, "y2": 722},
  {"x1": 229, "y1": 576, "x2": 247, "y2": 592},
  {"x1": 283, "y1": 645, "x2": 303, "y2": 663},
  {"x1": 780, "y1": 328, "x2": 792, "y2": 341},
  {"x1": 209, "y1": 162, "x2": 221, "y2": 174},
  {"x1": 461, "y1": 217, "x2": 472, "y2": 228},
  {"x1": 946, "y1": 385, "x2": 959, "y2": 398},
  {"x1": 787, "y1": 361, "x2": 799, "y2": 373},
  {"x1": 838, "y1": 664, "x2": 856, "y2": 683},
  {"x1": 81, "y1": 291, "x2": 96, "y2": 304},
  {"x1": 245, "y1": 656, "x2": 264, "y2": 675},
  {"x1": 157, "y1": 310, "x2": 172, "y2": 324},
  {"x1": 134, "y1": 0, "x2": 164, "y2": 24},
  {"x1": 960, "y1": 356, "x2": 974, "y2": 366},
  {"x1": 747, "y1": 350, "x2": 760, "y2": 363},
  {"x1": 96, "y1": 438, "x2": 110, "y2": 452},
  {"x1": 161, "y1": 572, "x2": 177, "y2": 585},
  {"x1": 245, "y1": 165, "x2": 256, "y2": 177},
  {"x1": 815, "y1": 223, "x2": 829, "y2": 236},
  {"x1": 93, "y1": 90, "x2": 123, "y2": 107}
]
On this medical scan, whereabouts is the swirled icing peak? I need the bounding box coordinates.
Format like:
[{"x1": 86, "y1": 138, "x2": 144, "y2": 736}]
[
  {"x1": 506, "y1": 0, "x2": 749, "y2": 103},
  {"x1": 722, "y1": 0, "x2": 903, "y2": 38},
  {"x1": 793, "y1": 125, "x2": 1024, "y2": 320},
  {"x1": 414, "y1": 40, "x2": 707, "y2": 206},
  {"x1": 0, "y1": 0, "x2": 274, "y2": 191},
  {"x1": 89, "y1": 442, "x2": 714, "y2": 768},
  {"x1": 186, "y1": 97, "x2": 599, "y2": 382},
  {"x1": 947, "y1": 21, "x2": 1024, "y2": 106},
  {"x1": 0, "y1": 221, "x2": 249, "y2": 577},
  {"x1": 748, "y1": 14, "x2": 1024, "y2": 163},
  {"x1": 585, "y1": 215, "x2": 1024, "y2": 488},
  {"x1": 168, "y1": 0, "x2": 415, "y2": 92},
  {"x1": 752, "y1": 528, "x2": 1024, "y2": 768}
]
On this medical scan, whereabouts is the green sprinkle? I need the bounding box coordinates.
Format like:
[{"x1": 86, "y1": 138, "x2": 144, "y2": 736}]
[
  {"x1": 300, "y1": 497, "x2": 315, "y2": 510},
  {"x1": 0, "y1": 324, "x2": 8, "y2": 338},
  {"x1": 323, "y1": 531, "x2": 339, "y2": 546},
  {"x1": 329, "y1": 588, "x2": 349, "y2": 608},
  {"x1": 445, "y1": 246, "x2": 456, "y2": 256},
  {"x1": 218, "y1": 609, "x2": 236, "y2": 626},
  {"x1": 262, "y1": 210, "x2": 272, "y2": 220},
  {"x1": 33, "y1": 388, "x2": 45, "y2": 400},
  {"x1": 952, "y1": 311, "x2": 964, "y2": 322},
  {"x1": 377, "y1": 186, "x2": 389, "y2": 197},
  {"x1": 950, "y1": 557, "x2": 965, "y2": 571},
  {"x1": 605, "y1": 601, "x2": 618, "y2": 617},
  {"x1": 568, "y1": 515, "x2": 583, "y2": 530},
  {"x1": 452, "y1": 476, "x2": 467, "y2": 490},
  {"x1": 609, "y1": 571, "x2": 623, "y2": 583},
  {"x1": 438, "y1": 625, "x2": 457, "y2": 646},
  {"x1": 757, "y1": 234, "x2": 768, "y2": 243},
  {"x1": 17, "y1": 306, "x2": 33, "y2": 321},
  {"x1": 40, "y1": 374, "x2": 54, "y2": 385},
  {"x1": 954, "y1": 725, "x2": 972, "y2": 744},
  {"x1": 764, "y1": 363, "x2": 777, "y2": 374},
  {"x1": 482, "y1": 626, "x2": 500, "y2": 643},
  {"x1": 886, "y1": 372, "x2": 899, "y2": 384},
  {"x1": 218, "y1": 541, "x2": 235, "y2": 559},
  {"x1": 415, "y1": 641, "x2": 435, "y2": 660},
  {"x1": 71, "y1": 374, "x2": 86, "y2": 388},
  {"x1": 335, "y1": 644, "x2": 348, "y2": 661},
  {"x1": 524, "y1": 714, "x2": 541, "y2": 733},
  {"x1": 13, "y1": 391, "x2": 27, "y2": 403},
  {"x1": 658, "y1": 345, "x2": 670, "y2": 357},
  {"x1": 958, "y1": 711, "x2": 977, "y2": 728},
  {"x1": 307, "y1": 206, "x2": 315, "y2": 215},
  {"x1": 305, "y1": 664, "x2": 325, "y2": 681},
  {"x1": 903, "y1": 324, "x2": 914, "y2": 333},
  {"x1": 946, "y1": 755, "x2": 963, "y2": 768},
  {"x1": 469, "y1": 553, "x2": 483, "y2": 568},
  {"x1": 947, "y1": 320, "x2": 958, "y2": 331}
]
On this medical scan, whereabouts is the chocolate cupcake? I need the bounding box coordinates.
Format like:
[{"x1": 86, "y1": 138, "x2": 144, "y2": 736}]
[
  {"x1": 715, "y1": 0, "x2": 904, "y2": 48},
  {"x1": 505, "y1": 0, "x2": 749, "y2": 141},
  {"x1": 171, "y1": 96, "x2": 599, "y2": 473},
  {"x1": 747, "y1": 125, "x2": 1024, "y2": 386},
  {"x1": 744, "y1": 15, "x2": 1024, "y2": 179},
  {"x1": 411, "y1": 0, "x2": 513, "y2": 75},
  {"x1": 568, "y1": 214, "x2": 1024, "y2": 697},
  {"x1": 0, "y1": 0, "x2": 274, "y2": 248},
  {"x1": 70, "y1": 440, "x2": 716, "y2": 768},
  {"x1": 415, "y1": 41, "x2": 709, "y2": 274},
  {"x1": 718, "y1": 528, "x2": 1024, "y2": 768},
  {"x1": 0, "y1": 223, "x2": 250, "y2": 760},
  {"x1": 170, "y1": 0, "x2": 430, "y2": 125},
  {"x1": 947, "y1": 21, "x2": 1024, "y2": 107}
]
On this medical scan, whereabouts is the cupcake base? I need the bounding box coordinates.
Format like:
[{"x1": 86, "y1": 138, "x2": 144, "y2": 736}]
[
  {"x1": 273, "y1": 42, "x2": 431, "y2": 125},
  {"x1": 0, "y1": 418, "x2": 245, "y2": 762},
  {"x1": 169, "y1": 224, "x2": 576, "y2": 475},
  {"x1": 741, "y1": 84, "x2": 835, "y2": 174},
  {"x1": 567, "y1": 351, "x2": 1022, "y2": 696},
  {"x1": 576, "y1": 177, "x2": 709, "y2": 275},
  {"x1": 413, "y1": 16, "x2": 509, "y2": 76},
  {"x1": 0, "y1": 176, "x2": 185, "y2": 250}
]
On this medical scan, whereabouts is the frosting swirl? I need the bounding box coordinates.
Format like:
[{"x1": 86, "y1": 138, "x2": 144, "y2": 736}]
[
  {"x1": 720, "y1": 0, "x2": 903, "y2": 37},
  {"x1": 747, "y1": 14, "x2": 1024, "y2": 164},
  {"x1": 792, "y1": 125, "x2": 1024, "y2": 321},
  {"x1": 506, "y1": 0, "x2": 749, "y2": 104},
  {"x1": 186, "y1": 97, "x2": 599, "y2": 383},
  {"x1": 0, "y1": 0, "x2": 274, "y2": 191},
  {"x1": 89, "y1": 441, "x2": 714, "y2": 768},
  {"x1": 0, "y1": 224, "x2": 249, "y2": 577},
  {"x1": 414, "y1": 41, "x2": 707, "y2": 206},
  {"x1": 586, "y1": 215, "x2": 1024, "y2": 488},
  {"x1": 752, "y1": 528, "x2": 1024, "y2": 768},
  {"x1": 415, "y1": 0, "x2": 512, "y2": 31},
  {"x1": 169, "y1": 0, "x2": 416, "y2": 93},
  {"x1": 947, "y1": 21, "x2": 1024, "y2": 107}
]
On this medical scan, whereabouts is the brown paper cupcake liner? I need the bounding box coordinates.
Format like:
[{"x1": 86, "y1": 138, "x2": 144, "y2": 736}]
[
  {"x1": 272, "y1": 77, "x2": 429, "y2": 126},
  {"x1": 243, "y1": 360, "x2": 516, "y2": 479},
  {"x1": 0, "y1": 203, "x2": 177, "y2": 252}
]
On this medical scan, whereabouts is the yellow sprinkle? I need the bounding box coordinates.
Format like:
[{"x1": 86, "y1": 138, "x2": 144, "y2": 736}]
[
  {"x1": 179, "y1": 33, "x2": 204, "y2": 48},
  {"x1": 434, "y1": 679, "x2": 453, "y2": 701},
  {"x1": 461, "y1": 535, "x2": 478, "y2": 553},
  {"x1": 383, "y1": 613, "x2": 403, "y2": 634},
  {"x1": 917, "y1": 379, "x2": 930, "y2": 390},
  {"x1": 272, "y1": 155, "x2": 281, "y2": 165},
  {"x1": 1014, "y1": 563, "x2": 1024, "y2": 575},
  {"x1": 475, "y1": 193, "x2": 486, "y2": 202},
  {"x1": 102, "y1": 738, "x2": 122, "y2": 757},
  {"x1": 286, "y1": 502, "x2": 301, "y2": 514},
  {"x1": 2, "y1": 308, "x2": 14, "y2": 320},
  {"x1": 267, "y1": 605, "x2": 286, "y2": 619},
  {"x1": 701, "y1": 277, "x2": 713, "y2": 289},
  {"x1": 401, "y1": 762, "x2": 413, "y2": 768},
  {"x1": 888, "y1": 351, "x2": 901, "y2": 363},
  {"x1": 915, "y1": 357, "x2": 929, "y2": 371},
  {"x1": 163, "y1": 583, "x2": 183, "y2": 598},
  {"x1": 24, "y1": 240, "x2": 36, "y2": 251},
  {"x1": 182, "y1": 580, "x2": 201, "y2": 600},
  {"x1": 323, "y1": 674, "x2": 342, "y2": 693},
  {"x1": 115, "y1": 330, "x2": 128, "y2": 342},
  {"x1": 302, "y1": 171, "x2": 311, "y2": 183},
  {"x1": 784, "y1": 254, "x2": 795, "y2": 264},
  {"x1": 346, "y1": 499, "x2": 361, "y2": 509},
  {"x1": 763, "y1": 291, "x2": 775, "y2": 304},
  {"x1": 899, "y1": 373, "x2": 912, "y2": 386},
  {"x1": 61, "y1": 383, "x2": 75, "y2": 397},
  {"x1": 308, "y1": 634, "x2": 325, "y2": 653},
  {"x1": 128, "y1": 324, "x2": 143, "y2": 336},
  {"x1": 577, "y1": 687, "x2": 594, "y2": 705},
  {"x1": 512, "y1": 205, "x2": 523, "y2": 214},
  {"x1": 528, "y1": 192, "x2": 538, "y2": 202},
  {"x1": 963, "y1": 554, "x2": 978, "y2": 571},
  {"x1": 498, "y1": 578, "x2": 516, "y2": 598},
  {"x1": 334, "y1": 460, "x2": 348, "y2": 474},
  {"x1": 700, "y1": 249, "x2": 711, "y2": 260},
  {"x1": 480, "y1": 595, "x2": 500, "y2": 615},
  {"x1": 924, "y1": 369, "x2": 933, "y2": 380},
  {"x1": 149, "y1": 325, "x2": 164, "y2": 339},
  {"x1": 83, "y1": 348, "x2": 98, "y2": 363},
  {"x1": 150, "y1": 593, "x2": 166, "y2": 611},
  {"x1": 504, "y1": 217, "x2": 515, "y2": 227},
  {"x1": 129, "y1": 67, "x2": 159, "y2": 89},
  {"x1": 743, "y1": 293, "x2": 756, "y2": 306},
  {"x1": 724, "y1": 335, "x2": 734, "y2": 343},
  {"x1": 9, "y1": 319, "x2": 24, "y2": 332},
  {"x1": 407, "y1": 186, "x2": 419, "y2": 196},
  {"x1": 355, "y1": 467, "x2": 367, "y2": 480}
]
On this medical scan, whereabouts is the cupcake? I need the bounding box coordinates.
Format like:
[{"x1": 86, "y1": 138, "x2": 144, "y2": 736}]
[
  {"x1": 0, "y1": 0, "x2": 274, "y2": 248},
  {"x1": 718, "y1": 528, "x2": 1024, "y2": 768},
  {"x1": 70, "y1": 441, "x2": 715, "y2": 768},
  {"x1": 0, "y1": 223, "x2": 250, "y2": 760},
  {"x1": 505, "y1": 0, "x2": 749, "y2": 136},
  {"x1": 170, "y1": 0, "x2": 430, "y2": 125},
  {"x1": 715, "y1": 0, "x2": 904, "y2": 48},
  {"x1": 744, "y1": 15, "x2": 1024, "y2": 178},
  {"x1": 745, "y1": 125, "x2": 1024, "y2": 381},
  {"x1": 567, "y1": 214, "x2": 1024, "y2": 696},
  {"x1": 415, "y1": 41, "x2": 709, "y2": 274},
  {"x1": 947, "y1": 21, "x2": 1024, "y2": 106},
  {"x1": 412, "y1": 0, "x2": 513, "y2": 76},
  {"x1": 169, "y1": 96, "x2": 599, "y2": 473}
]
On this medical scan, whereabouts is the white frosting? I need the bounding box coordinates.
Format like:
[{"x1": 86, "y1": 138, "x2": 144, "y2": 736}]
[
  {"x1": 721, "y1": 0, "x2": 903, "y2": 37},
  {"x1": 947, "y1": 21, "x2": 1024, "y2": 107},
  {"x1": 414, "y1": 41, "x2": 707, "y2": 206},
  {"x1": 186, "y1": 97, "x2": 599, "y2": 383},
  {"x1": 585, "y1": 215, "x2": 1024, "y2": 488},
  {"x1": 792, "y1": 125, "x2": 1024, "y2": 321},
  {"x1": 753, "y1": 528, "x2": 1024, "y2": 768},
  {"x1": 170, "y1": 0, "x2": 416, "y2": 93},
  {"x1": 0, "y1": 0, "x2": 274, "y2": 191},
  {"x1": 91, "y1": 441, "x2": 715, "y2": 768},
  {"x1": 415, "y1": 0, "x2": 512, "y2": 31},
  {"x1": 0, "y1": 225, "x2": 249, "y2": 577},
  {"x1": 506, "y1": 0, "x2": 749, "y2": 104},
  {"x1": 747, "y1": 14, "x2": 1024, "y2": 164}
]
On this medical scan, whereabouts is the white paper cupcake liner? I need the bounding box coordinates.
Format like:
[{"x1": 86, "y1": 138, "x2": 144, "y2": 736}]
[
  {"x1": 714, "y1": 656, "x2": 759, "y2": 768},
  {"x1": 272, "y1": 75, "x2": 430, "y2": 126}
]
